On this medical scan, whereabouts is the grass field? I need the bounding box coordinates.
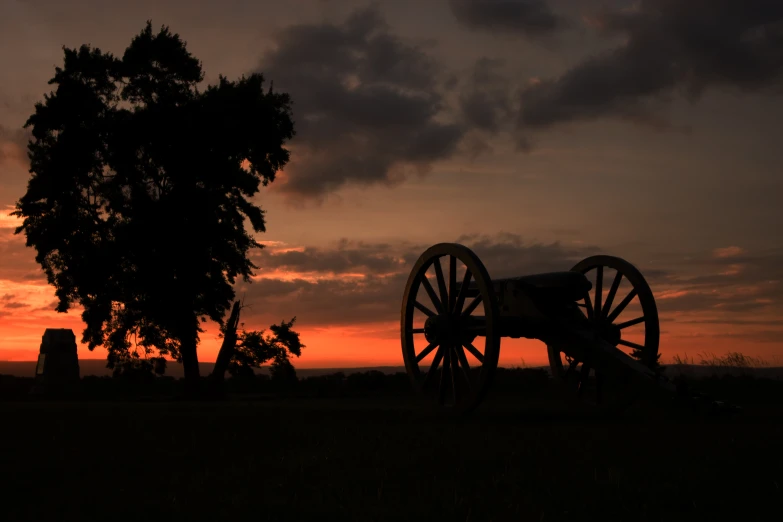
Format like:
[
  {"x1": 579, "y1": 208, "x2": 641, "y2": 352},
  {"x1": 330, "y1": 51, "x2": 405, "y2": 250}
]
[{"x1": 2, "y1": 377, "x2": 782, "y2": 522}]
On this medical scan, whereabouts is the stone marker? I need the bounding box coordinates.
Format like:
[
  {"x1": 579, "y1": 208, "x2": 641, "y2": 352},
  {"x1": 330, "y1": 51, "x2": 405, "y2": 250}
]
[{"x1": 30, "y1": 328, "x2": 80, "y2": 396}]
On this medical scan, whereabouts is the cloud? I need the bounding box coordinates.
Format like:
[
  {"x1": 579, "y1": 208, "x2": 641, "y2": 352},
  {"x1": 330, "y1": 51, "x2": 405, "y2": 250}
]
[
  {"x1": 713, "y1": 246, "x2": 745, "y2": 259},
  {"x1": 234, "y1": 234, "x2": 602, "y2": 327},
  {"x1": 711, "y1": 329, "x2": 783, "y2": 344},
  {"x1": 239, "y1": 234, "x2": 783, "y2": 331},
  {"x1": 256, "y1": 6, "x2": 466, "y2": 199},
  {"x1": 651, "y1": 247, "x2": 783, "y2": 316},
  {"x1": 0, "y1": 225, "x2": 44, "y2": 283},
  {"x1": 679, "y1": 318, "x2": 783, "y2": 327},
  {"x1": 237, "y1": 235, "x2": 783, "y2": 335},
  {"x1": 458, "y1": 58, "x2": 514, "y2": 135},
  {"x1": 448, "y1": 0, "x2": 563, "y2": 37},
  {"x1": 452, "y1": 232, "x2": 600, "y2": 277},
  {"x1": 0, "y1": 124, "x2": 30, "y2": 168},
  {"x1": 0, "y1": 293, "x2": 27, "y2": 310},
  {"x1": 517, "y1": 1, "x2": 783, "y2": 132},
  {"x1": 253, "y1": 239, "x2": 406, "y2": 276}
]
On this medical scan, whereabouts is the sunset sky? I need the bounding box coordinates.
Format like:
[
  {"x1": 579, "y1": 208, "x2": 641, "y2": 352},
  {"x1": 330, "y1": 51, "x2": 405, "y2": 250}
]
[{"x1": 1, "y1": 0, "x2": 782, "y2": 369}]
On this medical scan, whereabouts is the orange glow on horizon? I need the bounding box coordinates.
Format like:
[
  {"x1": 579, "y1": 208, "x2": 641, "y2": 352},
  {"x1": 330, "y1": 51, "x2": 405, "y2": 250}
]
[
  {"x1": 2, "y1": 211, "x2": 781, "y2": 370},
  {"x1": 2, "y1": 312, "x2": 782, "y2": 369}
]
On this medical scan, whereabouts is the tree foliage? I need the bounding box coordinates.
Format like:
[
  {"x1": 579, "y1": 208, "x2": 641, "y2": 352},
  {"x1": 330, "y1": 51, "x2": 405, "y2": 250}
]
[
  {"x1": 226, "y1": 317, "x2": 304, "y2": 382},
  {"x1": 11, "y1": 22, "x2": 296, "y2": 380}
]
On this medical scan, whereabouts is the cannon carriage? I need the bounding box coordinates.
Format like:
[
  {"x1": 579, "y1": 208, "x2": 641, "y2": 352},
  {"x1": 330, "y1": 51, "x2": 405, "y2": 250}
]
[{"x1": 401, "y1": 243, "x2": 673, "y2": 414}]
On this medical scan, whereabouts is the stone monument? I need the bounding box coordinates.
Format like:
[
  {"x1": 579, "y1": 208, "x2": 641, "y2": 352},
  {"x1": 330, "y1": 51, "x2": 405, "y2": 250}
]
[{"x1": 31, "y1": 328, "x2": 81, "y2": 396}]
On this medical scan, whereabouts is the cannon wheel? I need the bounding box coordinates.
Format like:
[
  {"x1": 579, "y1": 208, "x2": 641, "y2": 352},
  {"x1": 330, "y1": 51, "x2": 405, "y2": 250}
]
[
  {"x1": 401, "y1": 243, "x2": 500, "y2": 414},
  {"x1": 547, "y1": 255, "x2": 660, "y2": 412}
]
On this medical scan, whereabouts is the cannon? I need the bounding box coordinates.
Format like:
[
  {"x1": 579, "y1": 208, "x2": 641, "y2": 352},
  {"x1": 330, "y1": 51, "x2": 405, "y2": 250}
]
[{"x1": 400, "y1": 243, "x2": 687, "y2": 414}]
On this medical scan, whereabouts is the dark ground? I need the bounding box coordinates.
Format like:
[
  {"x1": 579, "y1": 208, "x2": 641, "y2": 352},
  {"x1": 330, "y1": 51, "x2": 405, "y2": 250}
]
[{"x1": 1, "y1": 374, "x2": 781, "y2": 522}]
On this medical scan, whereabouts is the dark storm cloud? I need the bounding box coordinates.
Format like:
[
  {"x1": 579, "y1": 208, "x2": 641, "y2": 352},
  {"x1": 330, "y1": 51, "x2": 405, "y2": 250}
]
[
  {"x1": 518, "y1": 0, "x2": 783, "y2": 130},
  {"x1": 454, "y1": 232, "x2": 600, "y2": 277},
  {"x1": 458, "y1": 58, "x2": 513, "y2": 134},
  {"x1": 257, "y1": 6, "x2": 466, "y2": 197},
  {"x1": 449, "y1": 0, "x2": 562, "y2": 37}
]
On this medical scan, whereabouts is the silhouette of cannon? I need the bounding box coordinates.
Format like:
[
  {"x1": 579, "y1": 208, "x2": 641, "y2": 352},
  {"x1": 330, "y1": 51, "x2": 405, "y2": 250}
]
[{"x1": 401, "y1": 243, "x2": 679, "y2": 413}]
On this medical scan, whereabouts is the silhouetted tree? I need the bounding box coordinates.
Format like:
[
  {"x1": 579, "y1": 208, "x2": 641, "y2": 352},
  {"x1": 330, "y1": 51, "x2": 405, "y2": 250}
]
[
  {"x1": 11, "y1": 22, "x2": 296, "y2": 396},
  {"x1": 227, "y1": 317, "x2": 303, "y2": 383},
  {"x1": 209, "y1": 300, "x2": 303, "y2": 391}
]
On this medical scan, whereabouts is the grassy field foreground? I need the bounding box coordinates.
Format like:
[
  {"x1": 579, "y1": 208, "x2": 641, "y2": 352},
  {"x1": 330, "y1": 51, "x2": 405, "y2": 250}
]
[{"x1": 2, "y1": 379, "x2": 782, "y2": 522}]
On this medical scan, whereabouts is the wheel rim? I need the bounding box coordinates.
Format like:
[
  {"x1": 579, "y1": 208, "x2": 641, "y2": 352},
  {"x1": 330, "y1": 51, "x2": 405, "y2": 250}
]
[
  {"x1": 548, "y1": 255, "x2": 660, "y2": 409},
  {"x1": 401, "y1": 243, "x2": 500, "y2": 413}
]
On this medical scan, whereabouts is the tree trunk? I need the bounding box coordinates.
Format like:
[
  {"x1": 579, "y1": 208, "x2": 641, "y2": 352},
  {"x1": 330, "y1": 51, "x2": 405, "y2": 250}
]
[
  {"x1": 211, "y1": 300, "x2": 241, "y2": 383},
  {"x1": 180, "y1": 334, "x2": 201, "y2": 398}
]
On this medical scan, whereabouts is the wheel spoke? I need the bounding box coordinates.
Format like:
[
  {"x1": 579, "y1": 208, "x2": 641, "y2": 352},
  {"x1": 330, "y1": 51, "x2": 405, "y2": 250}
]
[
  {"x1": 450, "y1": 346, "x2": 459, "y2": 404},
  {"x1": 415, "y1": 341, "x2": 439, "y2": 363},
  {"x1": 462, "y1": 294, "x2": 483, "y2": 317},
  {"x1": 433, "y1": 257, "x2": 449, "y2": 313},
  {"x1": 420, "y1": 275, "x2": 444, "y2": 314},
  {"x1": 594, "y1": 266, "x2": 603, "y2": 319},
  {"x1": 616, "y1": 316, "x2": 645, "y2": 330},
  {"x1": 583, "y1": 292, "x2": 594, "y2": 320},
  {"x1": 448, "y1": 256, "x2": 457, "y2": 313},
  {"x1": 408, "y1": 328, "x2": 426, "y2": 334},
  {"x1": 617, "y1": 339, "x2": 645, "y2": 351},
  {"x1": 413, "y1": 300, "x2": 436, "y2": 318},
  {"x1": 606, "y1": 288, "x2": 638, "y2": 324},
  {"x1": 455, "y1": 344, "x2": 472, "y2": 390},
  {"x1": 421, "y1": 346, "x2": 444, "y2": 390},
  {"x1": 463, "y1": 342, "x2": 485, "y2": 364},
  {"x1": 601, "y1": 271, "x2": 623, "y2": 320},
  {"x1": 438, "y1": 345, "x2": 451, "y2": 405},
  {"x1": 453, "y1": 269, "x2": 473, "y2": 314}
]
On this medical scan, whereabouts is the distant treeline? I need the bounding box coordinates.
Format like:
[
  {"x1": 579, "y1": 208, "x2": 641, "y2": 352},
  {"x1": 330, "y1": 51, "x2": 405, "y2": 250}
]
[
  {"x1": 2, "y1": 367, "x2": 783, "y2": 405},
  {"x1": 1, "y1": 368, "x2": 552, "y2": 401}
]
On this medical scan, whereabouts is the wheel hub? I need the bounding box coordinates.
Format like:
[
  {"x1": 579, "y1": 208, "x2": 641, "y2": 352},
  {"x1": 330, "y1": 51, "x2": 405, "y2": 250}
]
[
  {"x1": 424, "y1": 314, "x2": 462, "y2": 345},
  {"x1": 595, "y1": 321, "x2": 621, "y2": 346}
]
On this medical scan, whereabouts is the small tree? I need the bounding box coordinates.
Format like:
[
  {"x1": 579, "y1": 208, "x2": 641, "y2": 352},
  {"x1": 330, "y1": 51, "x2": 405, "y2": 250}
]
[{"x1": 228, "y1": 317, "x2": 304, "y2": 383}]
